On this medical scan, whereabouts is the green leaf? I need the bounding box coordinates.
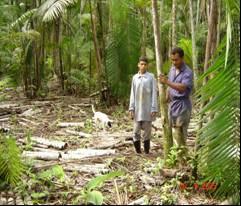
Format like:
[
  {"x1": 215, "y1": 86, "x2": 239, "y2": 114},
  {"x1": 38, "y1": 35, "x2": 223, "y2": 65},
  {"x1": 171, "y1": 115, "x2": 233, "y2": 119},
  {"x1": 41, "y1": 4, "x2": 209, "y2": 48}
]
[
  {"x1": 86, "y1": 190, "x2": 104, "y2": 205},
  {"x1": 86, "y1": 170, "x2": 124, "y2": 191},
  {"x1": 0, "y1": 135, "x2": 25, "y2": 186}
]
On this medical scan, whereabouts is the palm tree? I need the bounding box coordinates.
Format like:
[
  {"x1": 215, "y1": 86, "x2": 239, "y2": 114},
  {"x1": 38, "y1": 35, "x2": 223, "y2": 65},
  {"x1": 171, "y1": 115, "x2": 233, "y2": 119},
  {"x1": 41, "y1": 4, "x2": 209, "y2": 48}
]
[{"x1": 196, "y1": 0, "x2": 240, "y2": 203}]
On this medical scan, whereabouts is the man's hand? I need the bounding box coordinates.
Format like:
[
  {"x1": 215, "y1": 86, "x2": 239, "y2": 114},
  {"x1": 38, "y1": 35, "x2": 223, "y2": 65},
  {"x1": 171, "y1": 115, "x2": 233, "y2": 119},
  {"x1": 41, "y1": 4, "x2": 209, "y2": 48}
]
[
  {"x1": 151, "y1": 112, "x2": 157, "y2": 118},
  {"x1": 129, "y1": 111, "x2": 134, "y2": 119},
  {"x1": 159, "y1": 74, "x2": 168, "y2": 84}
]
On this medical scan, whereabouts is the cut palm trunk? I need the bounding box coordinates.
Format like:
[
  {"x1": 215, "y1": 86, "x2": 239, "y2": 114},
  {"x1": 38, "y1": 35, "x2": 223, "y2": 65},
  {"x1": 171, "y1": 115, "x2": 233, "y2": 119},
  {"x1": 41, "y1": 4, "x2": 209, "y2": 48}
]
[
  {"x1": 60, "y1": 148, "x2": 115, "y2": 160},
  {"x1": 31, "y1": 136, "x2": 68, "y2": 150},
  {"x1": 57, "y1": 122, "x2": 85, "y2": 128},
  {"x1": 22, "y1": 151, "x2": 61, "y2": 160},
  {"x1": 65, "y1": 129, "x2": 92, "y2": 138},
  {"x1": 0, "y1": 118, "x2": 9, "y2": 122},
  {"x1": 63, "y1": 163, "x2": 109, "y2": 174}
]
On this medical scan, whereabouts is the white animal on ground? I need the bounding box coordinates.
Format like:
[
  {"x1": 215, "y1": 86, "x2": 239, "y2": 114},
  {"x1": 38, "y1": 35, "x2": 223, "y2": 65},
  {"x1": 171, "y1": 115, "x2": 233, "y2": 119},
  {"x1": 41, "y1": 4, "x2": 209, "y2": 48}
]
[{"x1": 91, "y1": 105, "x2": 113, "y2": 131}]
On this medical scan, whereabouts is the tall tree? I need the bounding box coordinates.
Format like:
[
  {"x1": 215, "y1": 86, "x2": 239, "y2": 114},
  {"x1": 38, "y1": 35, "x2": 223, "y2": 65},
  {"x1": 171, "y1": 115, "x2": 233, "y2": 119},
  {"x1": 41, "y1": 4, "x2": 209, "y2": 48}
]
[
  {"x1": 89, "y1": 0, "x2": 103, "y2": 99},
  {"x1": 204, "y1": 0, "x2": 218, "y2": 74},
  {"x1": 199, "y1": 0, "x2": 219, "y2": 128},
  {"x1": 188, "y1": 0, "x2": 198, "y2": 89},
  {"x1": 53, "y1": 18, "x2": 64, "y2": 90},
  {"x1": 151, "y1": 0, "x2": 173, "y2": 161},
  {"x1": 171, "y1": 0, "x2": 177, "y2": 48}
]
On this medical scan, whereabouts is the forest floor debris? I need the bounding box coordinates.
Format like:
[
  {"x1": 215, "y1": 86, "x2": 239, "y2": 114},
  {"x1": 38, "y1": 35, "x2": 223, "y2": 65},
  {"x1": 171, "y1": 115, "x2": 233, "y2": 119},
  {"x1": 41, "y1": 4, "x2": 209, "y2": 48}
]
[{"x1": 0, "y1": 88, "x2": 221, "y2": 205}]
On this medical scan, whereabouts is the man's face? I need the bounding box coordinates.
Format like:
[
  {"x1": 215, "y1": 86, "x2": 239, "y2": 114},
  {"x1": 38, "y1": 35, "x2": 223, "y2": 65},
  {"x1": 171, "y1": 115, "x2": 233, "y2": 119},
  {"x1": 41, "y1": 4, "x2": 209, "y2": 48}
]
[
  {"x1": 171, "y1": 53, "x2": 183, "y2": 69},
  {"x1": 138, "y1": 61, "x2": 148, "y2": 73}
]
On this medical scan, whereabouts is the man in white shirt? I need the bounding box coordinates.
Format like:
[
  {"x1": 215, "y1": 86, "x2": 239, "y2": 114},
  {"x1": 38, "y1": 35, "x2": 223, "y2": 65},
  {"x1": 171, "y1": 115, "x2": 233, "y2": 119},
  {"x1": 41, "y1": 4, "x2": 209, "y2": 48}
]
[{"x1": 129, "y1": 56, "x2": 158, "y2": 154}]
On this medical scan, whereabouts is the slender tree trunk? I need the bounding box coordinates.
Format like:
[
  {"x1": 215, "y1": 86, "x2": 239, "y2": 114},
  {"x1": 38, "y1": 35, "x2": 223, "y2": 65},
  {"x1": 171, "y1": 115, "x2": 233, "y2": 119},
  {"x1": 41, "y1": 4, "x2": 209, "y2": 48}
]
[
  {"x1": 97, "y1": 0, "x2": 110, "y2": 104},
  {"x1": 53, "y1": 19, "x2": 64, "y2": 90},
  {"x1": 168, "y1": 28, "x2": 172, "y2": 57},
  {"x1": 195, "y1": 0, "x2": 200, "y2": 28},
  {"x1": 151, "y1": 0, "x2": 173, "y2": 161},
  {"x1": 198, "y1": 0, "x2": 218, "y2": 139},
  {"x1": 89, "y1": 0, "x2": 103, "y2": 98},
  {"x1": 39, "y1": 25, "x2": 46, "y2": 93},
  {"x1": 189, "y1": 0, "x2": 198, "y2": 89},
  {"x1": 140, "y1": 7, "x2": 147, "y2": 56},
  {"x1": 216, "y1": 1, "x2": 221, "y2": 46},
  {"x1": 66, "y1": 10, "x2": 72, "y2": 77},
  {"x1": 171, "y1": 0, "x2": 177, "y2": 48},
  {"x1": 89, "y1": 48, "x2": 92, "y2": 96},
  {"x1": 204, "y1": 0, "x2": 218, "y2": 79}
]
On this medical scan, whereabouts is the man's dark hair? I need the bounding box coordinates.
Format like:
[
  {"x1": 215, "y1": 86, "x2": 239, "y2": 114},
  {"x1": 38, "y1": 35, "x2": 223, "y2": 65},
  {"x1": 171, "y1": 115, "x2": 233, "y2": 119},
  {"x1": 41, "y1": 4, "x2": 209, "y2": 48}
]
[
  {"x1": 171, "y1": 47, "x2": 184, "y2": 58},
  {"x1": 139, "y1": 56, "x2": 149, "y2": 63}
]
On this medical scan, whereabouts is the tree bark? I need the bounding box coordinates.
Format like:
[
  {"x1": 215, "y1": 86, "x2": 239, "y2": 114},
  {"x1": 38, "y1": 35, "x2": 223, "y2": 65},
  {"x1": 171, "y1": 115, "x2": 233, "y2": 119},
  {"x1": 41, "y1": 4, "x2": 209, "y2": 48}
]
[
  {"x1": 53, "y1": 19, "x2": 64, "y2": 90},
  {"x1": 171, "y1": 0, "x2": 177, "y2": 48},
  {"x1": 140, "y1": 7, "x2": 147, "y2": 56},
  {"x1": 195, "y1": 0, "x2": 200, "y2": 28},
  {"x1": 89, "y1": 0, "x2": 103, "y2": 98},
  {"x1": 198, "y1": 0, "x2": 219, "y2": 148},
  {"x1": 189, "y1": 0, "x2": 198, "y2": 89},
  {"x1": 151, "y1": 0, "x2": 173, "y2": 161},
  {"x1": 203, "y1": 0, "x2": 218, "y2": 82}
]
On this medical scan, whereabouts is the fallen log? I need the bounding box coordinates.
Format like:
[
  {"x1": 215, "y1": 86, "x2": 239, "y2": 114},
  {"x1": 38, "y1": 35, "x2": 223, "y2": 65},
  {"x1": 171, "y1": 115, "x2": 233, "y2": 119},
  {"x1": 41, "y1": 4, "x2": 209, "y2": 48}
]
[
  {"x1": 65, "y1": 129, "x2": 92, "y2": 138},
  {"x1": 90, "y1": 87, "x2": 108, "y2": 97},
  {"x1": 61, "y1": 148, "x2": 115, "y2": 160},
  {"x1": 57, "y1": 122, "x2": 85, "y2": 128},
  {"x1": 31, "y1": 136, "x2": 68, "y2": 150},
  {"x1": 17, "y1": 139, "x2": 49, "y2": 149},
  {"x1": 0, "y1": 103, "x2": 19, "y2": 109},
  {"x1": 70, "y1": 103, "x2": 91, "y2": 107},
  {"x1": 18, "y1": 121, "x2": 31, "y2": 128},
  {"x1": 89, "y1": 137, "x2": 121, "y2": 149},
  {"x1": 32, "y1": 147, "x2": 60, "y2": 153},
  {"x1": 22, "y1": 151, "x2": 61, "y2": 160},
  {"x1": 19, "y1": 108, "x2": 42, "y2": 117},
  {"x1": 68, "y1": 105, "x2": 87, "y2": 115},
  {"x1": 63, "y1": 163, "x2": 109, "y2": 174},
  {"x1": 20, "y1": 118, "x2": 39, "y2": 126},
  {"x1": 0, "y1": 118, "x2": 9, "y2": 122}
]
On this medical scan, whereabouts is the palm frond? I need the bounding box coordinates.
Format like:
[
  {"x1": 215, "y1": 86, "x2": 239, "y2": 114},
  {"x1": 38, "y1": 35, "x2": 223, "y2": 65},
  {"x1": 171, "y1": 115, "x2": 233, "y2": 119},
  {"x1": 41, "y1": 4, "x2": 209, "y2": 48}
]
[
  {"x1": 10, "y1": 9, "x2": 37, "y2": 29},
  {"x1": 106, "y1": 0, "x2": 141, "y2": 99},
  {"x1": 38, "y1": 0, "x2": 77, "y2": 22},
  {"x1": 178, "y1": 38, "x2": 193, "y2": 68},
  {"x1": 196, "y1": 1, "x2": 240, "y2": 202},
  {"x1": 0, "y1": 134, "x2": 25, "y2": 186}
]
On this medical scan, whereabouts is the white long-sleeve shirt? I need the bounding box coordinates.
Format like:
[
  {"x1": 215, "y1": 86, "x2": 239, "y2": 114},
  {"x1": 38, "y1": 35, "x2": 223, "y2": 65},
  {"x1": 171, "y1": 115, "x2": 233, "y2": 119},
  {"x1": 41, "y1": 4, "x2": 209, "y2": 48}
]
[{"x1": 129, "y1": 71, "x2": 158, "y2": 121}]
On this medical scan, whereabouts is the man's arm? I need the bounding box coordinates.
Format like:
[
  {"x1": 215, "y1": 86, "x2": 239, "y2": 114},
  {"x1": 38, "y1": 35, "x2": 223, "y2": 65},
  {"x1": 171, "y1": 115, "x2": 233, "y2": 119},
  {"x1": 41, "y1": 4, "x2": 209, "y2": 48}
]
[
  {"x1": 159, "y1": 72, "x2": 192, "y2": 93},
  {"x1": 151, "y1": 77, "x2": 158, "y2": 113},
  {"x1": 129, "y1": 77, "x2": 135, "y2": 112},
  {"x1": 166, "y1": 81, "x2": 187, "y2": 93}
]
